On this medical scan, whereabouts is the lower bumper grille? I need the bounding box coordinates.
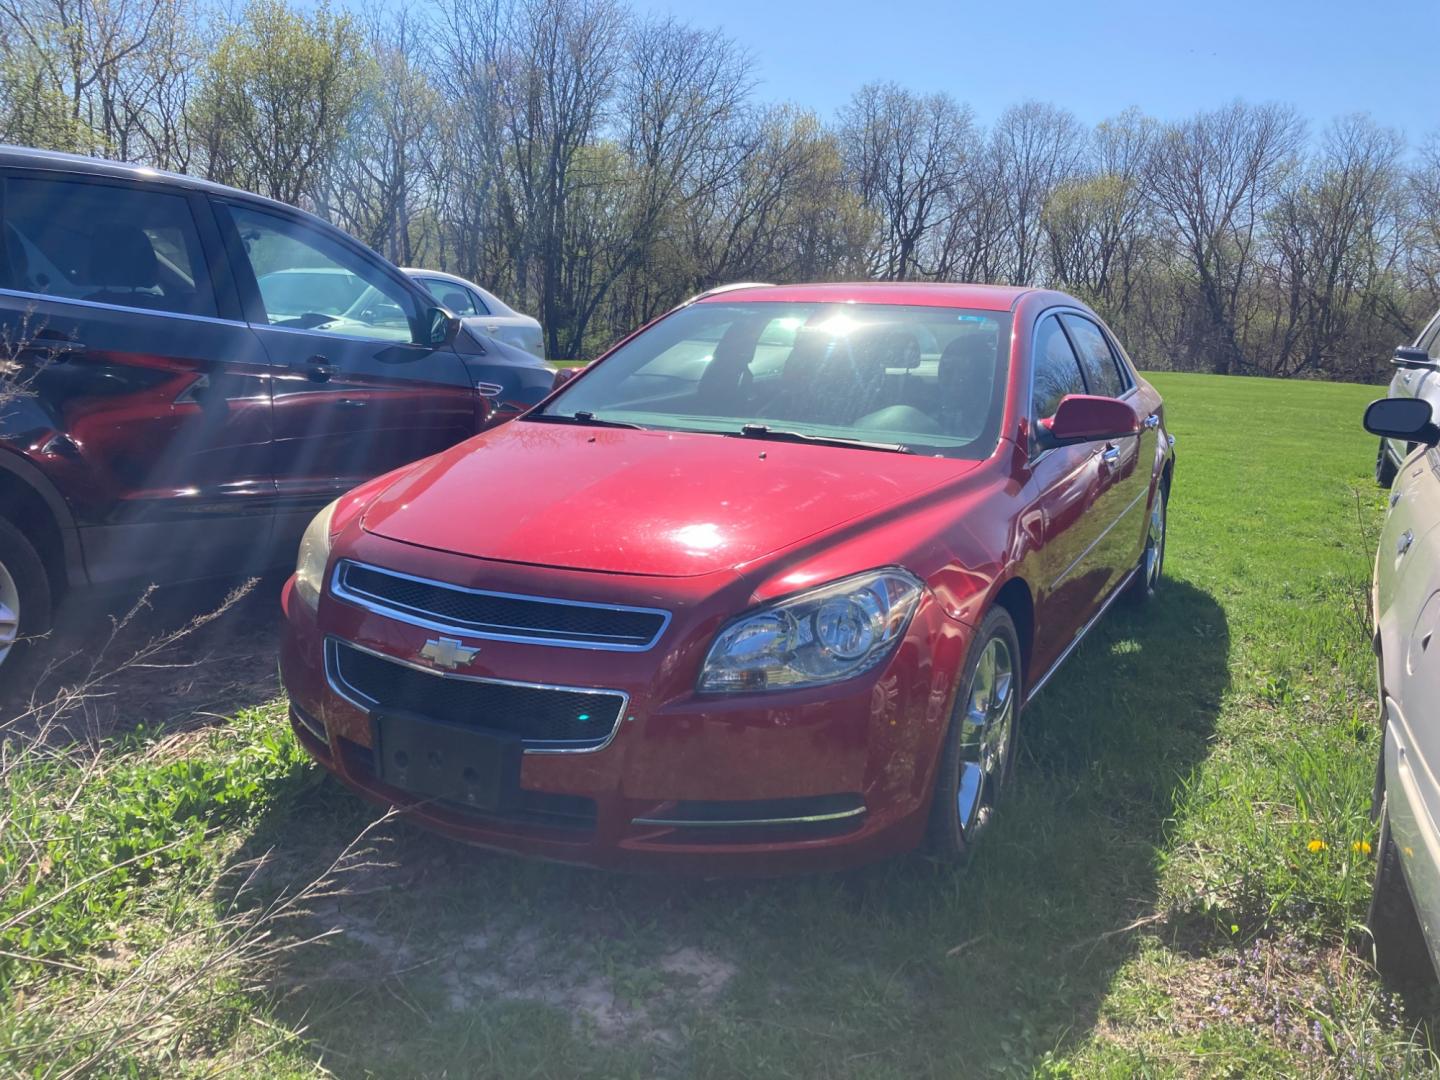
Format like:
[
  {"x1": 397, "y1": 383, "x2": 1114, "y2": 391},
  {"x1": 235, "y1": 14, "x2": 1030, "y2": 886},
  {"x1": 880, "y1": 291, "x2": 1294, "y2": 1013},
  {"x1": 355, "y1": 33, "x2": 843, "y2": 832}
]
[{"x1": 326, "y1": 638, "x2": 627, "y2": 750}]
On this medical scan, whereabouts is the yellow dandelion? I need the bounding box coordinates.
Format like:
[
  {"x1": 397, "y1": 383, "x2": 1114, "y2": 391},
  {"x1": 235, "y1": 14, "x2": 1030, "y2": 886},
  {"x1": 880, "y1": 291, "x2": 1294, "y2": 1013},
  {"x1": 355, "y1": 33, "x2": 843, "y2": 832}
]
[
  {"x1": 1307, "y1": 839, "x2": 1327, "y2": 852},
  {"x1": 1352, "y1": 840, "x2": 1372, "y2": 855}
]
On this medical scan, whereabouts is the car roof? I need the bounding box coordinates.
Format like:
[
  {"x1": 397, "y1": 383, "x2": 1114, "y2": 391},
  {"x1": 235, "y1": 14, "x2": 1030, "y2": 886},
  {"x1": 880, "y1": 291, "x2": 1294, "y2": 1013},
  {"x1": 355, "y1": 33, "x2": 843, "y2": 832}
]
[
  {"x1": 403, "y1": 268, "x2": 519, "y2": 317},
  {"x1": 0, "y1": 144, "x2": 331, "y2": 221},
  {"x1": 694, "y1": 282, "x2": 1038, "y2": 311}
]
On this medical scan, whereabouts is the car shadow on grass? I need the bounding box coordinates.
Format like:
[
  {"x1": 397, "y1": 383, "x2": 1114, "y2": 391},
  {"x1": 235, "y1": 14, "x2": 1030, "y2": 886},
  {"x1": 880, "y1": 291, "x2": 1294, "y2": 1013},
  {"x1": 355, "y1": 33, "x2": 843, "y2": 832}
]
[{"x1": 234, "y1": 578, "x2": 1228, "y2": 1078}]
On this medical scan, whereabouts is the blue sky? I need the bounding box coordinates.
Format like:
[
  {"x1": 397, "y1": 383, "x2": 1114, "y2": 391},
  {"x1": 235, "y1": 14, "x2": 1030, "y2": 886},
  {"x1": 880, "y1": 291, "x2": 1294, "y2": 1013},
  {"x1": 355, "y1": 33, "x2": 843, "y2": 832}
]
[{"x1": 629, "y1": 0, "x2": 1440, "y2": 144}]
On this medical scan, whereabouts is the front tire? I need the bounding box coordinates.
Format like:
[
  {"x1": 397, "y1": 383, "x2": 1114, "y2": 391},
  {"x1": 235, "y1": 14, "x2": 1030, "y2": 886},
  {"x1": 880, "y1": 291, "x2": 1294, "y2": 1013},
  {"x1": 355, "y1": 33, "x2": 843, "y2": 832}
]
[
  {"x1": 1377, "y1": 439, "x2": 1399, "y2": 488},
  {"x1": 1366, "y1": 797, "x2": 1435, "y2": 988},
  {"x1": 0, "y1": 516, "x2": 52, "y2": 672},
  {"x1": 927, "y1": 607, "x2": 1022, "y2": 863}
]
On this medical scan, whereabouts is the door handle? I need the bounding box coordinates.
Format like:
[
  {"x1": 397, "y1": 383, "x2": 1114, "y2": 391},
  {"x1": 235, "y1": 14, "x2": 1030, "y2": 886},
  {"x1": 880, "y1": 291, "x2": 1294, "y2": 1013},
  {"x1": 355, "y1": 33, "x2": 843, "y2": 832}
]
[
  {"x1": 1398, "y1": 529, "x2": 1415, "y2": 556},
  {"x1": 1143, "y1": 414, "x2": 1160, "y2": 430},
  {"x1": 294, "y1": 354, "x2": 334, "y2": 383},
  {"x1": 17, "y1": 333, "x2": 86, "y2": 359},
  {"x1": 1100, "y1": 445, "x2": 1121, "y2": 466}
]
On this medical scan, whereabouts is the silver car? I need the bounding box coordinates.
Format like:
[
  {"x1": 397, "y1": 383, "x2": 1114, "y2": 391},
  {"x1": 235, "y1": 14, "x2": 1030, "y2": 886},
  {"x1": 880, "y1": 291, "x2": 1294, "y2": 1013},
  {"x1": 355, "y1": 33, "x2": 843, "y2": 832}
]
[
  {"x1": 1375, "y1": 311, "x2": 1440, "y2": 487},
  {"x1": 1363, "y1": 396, "x2": 1440, "y2": 985},
  {"x1": 404, "y1": 268, "x2": 545, "y2": 360}
]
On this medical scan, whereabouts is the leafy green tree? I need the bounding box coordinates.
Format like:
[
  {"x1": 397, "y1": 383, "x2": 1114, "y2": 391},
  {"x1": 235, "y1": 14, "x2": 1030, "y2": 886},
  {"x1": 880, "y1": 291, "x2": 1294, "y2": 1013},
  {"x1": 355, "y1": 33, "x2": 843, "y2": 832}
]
[{"x1": 191, "y1": 0, "x2": 363, "y2": 206}]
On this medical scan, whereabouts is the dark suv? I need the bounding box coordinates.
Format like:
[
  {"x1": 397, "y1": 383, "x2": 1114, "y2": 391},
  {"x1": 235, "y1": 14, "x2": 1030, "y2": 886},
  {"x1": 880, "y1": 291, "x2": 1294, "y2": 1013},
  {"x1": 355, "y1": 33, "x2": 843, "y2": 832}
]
[{"x1": 0, "y1": 146, "x2": 555, "y2": 671}]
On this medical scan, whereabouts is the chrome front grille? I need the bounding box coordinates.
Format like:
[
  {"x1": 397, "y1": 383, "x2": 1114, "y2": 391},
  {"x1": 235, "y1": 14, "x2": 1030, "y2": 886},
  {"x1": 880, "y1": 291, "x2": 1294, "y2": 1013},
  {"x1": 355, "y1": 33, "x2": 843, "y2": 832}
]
[{"x1": 331, "y1": 560, "x2": 670, "y2": 650}]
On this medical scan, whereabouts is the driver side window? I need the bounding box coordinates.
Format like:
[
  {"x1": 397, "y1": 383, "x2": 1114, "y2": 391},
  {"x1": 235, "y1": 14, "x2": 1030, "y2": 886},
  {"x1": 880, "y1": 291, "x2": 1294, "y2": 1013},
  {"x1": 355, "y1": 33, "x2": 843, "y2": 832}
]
[
  {"x1": 1031, "y1": 315, "x2": 1086, "y2": 419},
  {"x1": 223, "y1": 204, "x2": 420, "y2": 343}
]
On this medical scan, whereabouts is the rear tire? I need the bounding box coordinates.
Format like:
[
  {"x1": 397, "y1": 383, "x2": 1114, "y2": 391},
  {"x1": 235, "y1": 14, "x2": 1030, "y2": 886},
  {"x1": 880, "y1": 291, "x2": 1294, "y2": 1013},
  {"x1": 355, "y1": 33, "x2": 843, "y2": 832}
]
[
  {"x1": 1125, "y1": 482, "x2": 1168, "y2": 603},
  {"x1": 927, "y1": 607, "x2": 1022, "y2": 864},
  {"x1": 1367, "y1": 797, "x2": 1436, "y2": 988},
  {"x1": 0, "y1": 516, "x2": 52, "y2": 673},
  {"x1": 1377, "y1": 439, "x2": 1399, "y2": 488}
]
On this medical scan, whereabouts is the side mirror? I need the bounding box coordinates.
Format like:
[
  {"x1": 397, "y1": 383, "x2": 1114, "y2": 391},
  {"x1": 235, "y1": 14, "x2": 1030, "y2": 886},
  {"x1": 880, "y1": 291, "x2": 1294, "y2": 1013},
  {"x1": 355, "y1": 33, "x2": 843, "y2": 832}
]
[
  {"x1": 1393, "y1": 346, "x2": 1434, "y2": 370},
  {"x1": 426, "y1": 307, "x2": 461, "y2": 347},
  {"x1": 552, "y1": 364, "x2": 587, "y2": 391},
  {"x1": 1364, "y1": 397, "x2": 1440, "y2": 447},
  {"x1": 1040, "y1": 394, "x2": 1141, "y2": 447}
]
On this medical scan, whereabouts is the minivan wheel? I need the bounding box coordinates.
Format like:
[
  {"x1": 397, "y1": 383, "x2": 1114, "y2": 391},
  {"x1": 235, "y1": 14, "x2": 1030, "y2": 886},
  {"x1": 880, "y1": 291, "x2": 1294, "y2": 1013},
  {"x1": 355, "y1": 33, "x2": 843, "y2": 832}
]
[
  {"x1": 1376, "y1": 440, "x2": 1399, "y2": 488},
  {"x1": 0, "y1": 516, "x2": 52, "y2": 671},
  {"x1": 1366, "y1": 797, "x2": 1436, "y2": 988},
  {"x1": 928, "y1": 607, "x2": 1022, "y2": 863}
]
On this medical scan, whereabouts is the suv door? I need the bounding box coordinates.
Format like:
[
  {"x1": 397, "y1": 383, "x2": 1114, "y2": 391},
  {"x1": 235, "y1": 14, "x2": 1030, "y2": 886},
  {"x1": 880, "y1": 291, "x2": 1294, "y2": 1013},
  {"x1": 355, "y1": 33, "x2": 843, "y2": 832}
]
[
  {"x1": 212, "y1": 201, "x2": 478, "y2": 546},
  {"x1": 0, "y1": 169, "x2": 275, "y2": 585},
  {"x1": 1059, "y1": 312, "x2": 1153, "y2": 594}
]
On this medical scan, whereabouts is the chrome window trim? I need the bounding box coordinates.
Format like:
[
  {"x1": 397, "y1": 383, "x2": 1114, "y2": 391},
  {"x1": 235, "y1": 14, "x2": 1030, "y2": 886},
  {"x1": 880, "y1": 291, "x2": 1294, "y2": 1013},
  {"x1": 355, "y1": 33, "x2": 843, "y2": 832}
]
[
  {"x1": 1025, "y1": 304, "x2": 1142, "y2": 466},
  {"x1": 323, "y1": 636, "x2": 629, "y2": 755},
  {"x1": 331, "y1": 560, "x2": 672, "y2": 652},
  {"x1": 631, "y1": 804, "x2": 866, "y2": 828},
  {"x1": 0, "y1": 285, "x2": 245, "y2": 327}
]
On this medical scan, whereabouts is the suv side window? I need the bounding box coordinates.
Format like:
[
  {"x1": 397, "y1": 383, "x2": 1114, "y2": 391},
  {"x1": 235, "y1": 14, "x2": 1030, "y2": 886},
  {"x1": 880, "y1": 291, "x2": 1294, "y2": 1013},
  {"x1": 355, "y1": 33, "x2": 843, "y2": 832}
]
[
  {"x1": 0, "y1": 176, "x2": 217, "y2": 318},
  {"x1": 1060, "y1": 313, "x2": 1127, "y2": 398},
  {"x1": 221, "y1": 203, "x2": 420, "y2": 343},
  {"x1": 1032, "y1": 314, "x2": 1087, "y2": 419}
]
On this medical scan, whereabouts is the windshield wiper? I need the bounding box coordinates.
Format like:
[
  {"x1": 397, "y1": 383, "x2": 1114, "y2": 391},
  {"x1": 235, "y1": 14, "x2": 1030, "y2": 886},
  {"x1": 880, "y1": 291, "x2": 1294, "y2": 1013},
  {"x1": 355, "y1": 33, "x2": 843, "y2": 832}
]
[
  {"x1": 733, "y1": 423, "x2": 913, "y2": 454},
  {"x1": 527, "y1": 410, "x2": 647, "y2": 430}
]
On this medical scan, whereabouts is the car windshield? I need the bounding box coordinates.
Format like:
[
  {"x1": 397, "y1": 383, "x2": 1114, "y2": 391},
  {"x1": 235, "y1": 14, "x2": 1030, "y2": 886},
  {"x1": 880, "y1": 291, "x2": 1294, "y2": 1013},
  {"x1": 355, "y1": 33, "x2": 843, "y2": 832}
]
[{"x1": 538, "y1": 301, "x2": 1012, "y2": 458}]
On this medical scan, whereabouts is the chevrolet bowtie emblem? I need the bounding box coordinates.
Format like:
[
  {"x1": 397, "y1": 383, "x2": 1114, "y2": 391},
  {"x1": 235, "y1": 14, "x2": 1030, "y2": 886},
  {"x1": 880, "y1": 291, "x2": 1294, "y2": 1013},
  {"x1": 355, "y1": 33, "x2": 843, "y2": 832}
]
[{"x1": 419, "y1": 636, "x2": 479, "y2": 670}]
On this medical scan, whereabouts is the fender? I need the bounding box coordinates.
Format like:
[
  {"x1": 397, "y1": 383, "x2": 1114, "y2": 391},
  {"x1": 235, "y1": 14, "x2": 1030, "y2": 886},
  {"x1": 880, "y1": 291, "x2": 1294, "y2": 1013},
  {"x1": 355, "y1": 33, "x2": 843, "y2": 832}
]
[{"x1": 0, "y1": 444, "x2": 88, "y2": 586}]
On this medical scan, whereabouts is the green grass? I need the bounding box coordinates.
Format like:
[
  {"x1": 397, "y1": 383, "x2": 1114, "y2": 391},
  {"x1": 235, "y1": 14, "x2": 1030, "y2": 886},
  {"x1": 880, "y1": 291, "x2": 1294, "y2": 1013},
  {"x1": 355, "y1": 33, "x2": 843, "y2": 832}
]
[{"x1": 4, "y1": 371, "x2": 1439, "y2": 1077}]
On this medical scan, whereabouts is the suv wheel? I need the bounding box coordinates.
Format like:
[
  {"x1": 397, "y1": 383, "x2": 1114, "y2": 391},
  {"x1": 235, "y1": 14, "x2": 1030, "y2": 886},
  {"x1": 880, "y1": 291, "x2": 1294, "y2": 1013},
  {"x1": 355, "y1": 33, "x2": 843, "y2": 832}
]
[
  {"x1": 1367, "y1": 794, "x2": 1436, "y2": 987},
  {"x1": 0, "y1": 517, "x2": 52, "y2": 671},
  {"x1": 1376, "y1": 439, "x2": 1399, "y2": 488}
]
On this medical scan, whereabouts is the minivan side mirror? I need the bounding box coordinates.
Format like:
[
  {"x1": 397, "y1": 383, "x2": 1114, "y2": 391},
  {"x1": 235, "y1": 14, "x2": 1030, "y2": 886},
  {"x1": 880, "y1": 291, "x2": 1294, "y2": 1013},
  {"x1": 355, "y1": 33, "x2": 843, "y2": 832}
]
[
  {"x1": 1039, "y1": 394, "x2": 1141, "y2": 448},
  {"x1": 1393, "y1": 346, "x2": 1434, "y2": 370},
  {"x1": 426, "y1": 307, "x2": 461, "y2": 347},
  {"x1": 1364, "y1": 398, "x2": 1440, "y2": 447}
]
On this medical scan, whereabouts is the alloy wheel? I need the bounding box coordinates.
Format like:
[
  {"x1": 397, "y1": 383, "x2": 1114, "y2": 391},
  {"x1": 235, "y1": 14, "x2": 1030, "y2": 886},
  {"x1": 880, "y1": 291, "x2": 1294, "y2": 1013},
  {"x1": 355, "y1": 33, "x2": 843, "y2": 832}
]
[
  {"x1": 955, "y1": 636, "x2": 1016, "y2": 842},
  {"x1": 1144, "y1": 493, "x2": 1167, "y2": 590},
  {"x1": 0, "y1": 557, "x2": 20, "y2": 666}
]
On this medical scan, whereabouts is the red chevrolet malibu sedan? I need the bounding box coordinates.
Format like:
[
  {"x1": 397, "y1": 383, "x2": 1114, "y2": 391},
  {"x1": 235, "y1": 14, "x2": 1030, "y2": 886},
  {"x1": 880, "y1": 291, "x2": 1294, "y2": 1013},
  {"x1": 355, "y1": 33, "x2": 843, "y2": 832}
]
[{"x1": 279, "y1": 283, "x2": 1175, "y2": 874}]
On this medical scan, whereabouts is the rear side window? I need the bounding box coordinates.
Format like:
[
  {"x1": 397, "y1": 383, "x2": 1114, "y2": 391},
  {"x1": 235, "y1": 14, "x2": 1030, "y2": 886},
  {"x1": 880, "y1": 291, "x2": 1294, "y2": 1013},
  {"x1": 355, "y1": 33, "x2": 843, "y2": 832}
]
[
  {"x1": 417, "y1": 276, "x2": 482, "y2": 317},
  {"x1": 1061, "y1": 314, "x2": 1128, "y2": 398},
  {"x1": 1032, "y1": 315, "x2": 1087, "y2": 418},
  {"x1": 0, "y1": 176, "x2": 217, "y2": 318}
]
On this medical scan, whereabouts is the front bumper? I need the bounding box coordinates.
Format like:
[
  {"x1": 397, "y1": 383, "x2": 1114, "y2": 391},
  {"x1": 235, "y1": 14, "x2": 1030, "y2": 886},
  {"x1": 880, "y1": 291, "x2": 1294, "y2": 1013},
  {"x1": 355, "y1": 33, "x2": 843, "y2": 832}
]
[{"x1": 278, "y1": 547, "x2": 971, "y2": 875}]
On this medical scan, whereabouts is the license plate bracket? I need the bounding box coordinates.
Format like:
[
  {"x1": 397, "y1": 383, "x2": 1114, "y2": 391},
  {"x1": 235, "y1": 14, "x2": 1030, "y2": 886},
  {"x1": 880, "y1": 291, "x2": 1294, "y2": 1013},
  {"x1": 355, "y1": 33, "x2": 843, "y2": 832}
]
[{"x1": 374, "y1": 711, "x2": 522, "y2": 811}]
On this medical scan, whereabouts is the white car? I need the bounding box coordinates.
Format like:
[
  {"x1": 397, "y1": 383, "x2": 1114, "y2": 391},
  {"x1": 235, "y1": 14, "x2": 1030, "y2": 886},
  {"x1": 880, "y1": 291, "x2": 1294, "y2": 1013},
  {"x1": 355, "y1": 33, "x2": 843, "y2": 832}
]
[
  {"x1": 404, "y1": 268, "x2": 545, "y2": 360},
  {"x1": 1364, "y1": 395, "x2": 1440, "y2": 985}
]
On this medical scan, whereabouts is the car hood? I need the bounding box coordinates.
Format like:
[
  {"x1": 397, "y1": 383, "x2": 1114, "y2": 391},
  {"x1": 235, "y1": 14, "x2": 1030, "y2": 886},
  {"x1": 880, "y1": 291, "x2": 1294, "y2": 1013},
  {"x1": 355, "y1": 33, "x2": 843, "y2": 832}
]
[{"x1": 361, "y1": 421, "x2": 977, "y2": 577}]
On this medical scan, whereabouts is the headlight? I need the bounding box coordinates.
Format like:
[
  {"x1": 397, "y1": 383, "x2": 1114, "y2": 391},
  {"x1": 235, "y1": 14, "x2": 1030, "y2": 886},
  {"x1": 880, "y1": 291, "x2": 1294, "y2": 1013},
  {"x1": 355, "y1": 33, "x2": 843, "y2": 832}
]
[
  {"x1": 293, "y1": 498, "x2": 341, "y2": 610},
  {"x1": 698, "y1": 569, "x2": 924, "y2": 693}
]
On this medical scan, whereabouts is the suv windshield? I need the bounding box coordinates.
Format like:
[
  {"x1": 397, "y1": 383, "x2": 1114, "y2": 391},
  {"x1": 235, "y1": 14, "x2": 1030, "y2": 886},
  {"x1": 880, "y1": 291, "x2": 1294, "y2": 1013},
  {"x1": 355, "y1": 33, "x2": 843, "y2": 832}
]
[{"x1": 538, "y1": 301, "x2": 1012, "y2": 458}]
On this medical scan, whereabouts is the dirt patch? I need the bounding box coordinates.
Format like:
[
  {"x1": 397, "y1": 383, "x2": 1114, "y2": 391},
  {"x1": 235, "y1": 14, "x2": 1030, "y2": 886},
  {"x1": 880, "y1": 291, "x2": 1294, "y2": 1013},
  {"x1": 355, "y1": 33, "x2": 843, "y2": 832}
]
[
  {"x1": 1, "y1": 573, "x2": 286, "y2": 737},
  {"x1": 293, "y1": 854, "x2": 739, "y2": 1046}
]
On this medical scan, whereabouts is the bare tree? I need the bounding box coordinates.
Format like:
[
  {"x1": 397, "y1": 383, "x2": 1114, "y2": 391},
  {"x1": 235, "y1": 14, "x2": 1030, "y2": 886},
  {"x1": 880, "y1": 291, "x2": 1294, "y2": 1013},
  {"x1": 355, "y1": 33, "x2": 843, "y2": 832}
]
[
  {"x1": 990, "y1": 100, "x2": 1084, "y2": 285},
  {"x1": 1149, "y1": 101, "x2": 1304, "y2": 374},
  {"x1": 839, "y1": 82, "x2": 973, "y2": 280}
]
